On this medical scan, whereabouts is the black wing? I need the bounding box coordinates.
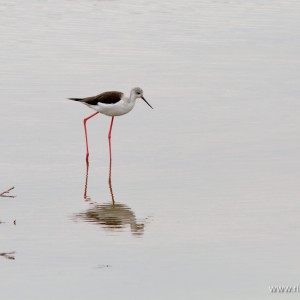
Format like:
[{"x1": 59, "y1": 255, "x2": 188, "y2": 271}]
[{"x1": 81, "y1": 91, "x2": 124, "y2": 105}]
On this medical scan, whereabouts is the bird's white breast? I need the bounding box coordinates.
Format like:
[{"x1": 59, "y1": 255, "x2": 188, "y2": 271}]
[{"x1": 86, "y1": 99, "x2": 135, "y2": 117}]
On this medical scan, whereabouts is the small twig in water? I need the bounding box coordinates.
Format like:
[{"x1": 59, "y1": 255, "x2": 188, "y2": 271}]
[
  {"x1": 0, "y1": 187, "x2": 16, "y2": 198},
  {"x1": 0, "y1": 252, "x2": 15, "y2": 260}
]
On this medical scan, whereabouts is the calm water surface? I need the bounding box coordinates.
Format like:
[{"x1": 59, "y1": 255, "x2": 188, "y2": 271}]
[{"x1": 1, "y1": 0, "x2": 300, "y2": 299}]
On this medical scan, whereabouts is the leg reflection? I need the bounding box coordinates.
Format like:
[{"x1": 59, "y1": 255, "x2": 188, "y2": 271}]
[
  {"x1": 78, "y1": 161, "x2": 145, "y2": 235},
  {"x1": 83, "y1": 159, "x2": 115, "y2": 205},
  {"x1": 83, "y1": 161, "x2": 91, "y2": 202},
  {"x1": 108, "y1": 154, "x2": 115, "y2": 205}
]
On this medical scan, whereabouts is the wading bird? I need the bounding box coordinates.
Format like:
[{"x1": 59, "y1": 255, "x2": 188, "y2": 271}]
[{"x1": 68, "y1": 87, "x2": 153, "y2": 162}]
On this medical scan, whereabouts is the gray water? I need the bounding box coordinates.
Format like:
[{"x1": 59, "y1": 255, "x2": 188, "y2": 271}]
[{"x1": 1, "y1": 1, "x2": 300, "y2": 299}]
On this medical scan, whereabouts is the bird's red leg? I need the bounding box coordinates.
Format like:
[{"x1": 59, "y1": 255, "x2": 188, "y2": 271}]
[
  {"x1": 83, "y1": 112, "x2": 99, "y2": 162},
  {"x1": 108, "y1": 116, "x2": 114, "y2": 166}
]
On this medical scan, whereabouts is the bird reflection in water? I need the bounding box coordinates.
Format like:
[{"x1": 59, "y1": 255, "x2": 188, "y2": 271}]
[{"x1": 77, "y1": 161, "x2": 145, "y2": 236}]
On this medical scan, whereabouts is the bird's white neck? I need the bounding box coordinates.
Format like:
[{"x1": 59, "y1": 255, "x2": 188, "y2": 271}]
[{"x1": 125, "y1": 92, "x2": 138, "y2": 105}]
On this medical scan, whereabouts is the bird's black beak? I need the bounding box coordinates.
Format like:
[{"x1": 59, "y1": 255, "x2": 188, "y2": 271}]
[{"x1": 141, "y1": 96, "x2": 153, "y2": 109}]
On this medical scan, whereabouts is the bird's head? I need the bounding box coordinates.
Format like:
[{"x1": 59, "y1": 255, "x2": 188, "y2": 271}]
[{"x1": 131, "y1": 87, "x2": 153, "y2": 109}]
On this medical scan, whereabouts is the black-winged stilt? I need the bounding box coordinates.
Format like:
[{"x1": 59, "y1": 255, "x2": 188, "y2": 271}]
[{"x1": 68, "y1": 87, "x2": 153, "y2": 162}]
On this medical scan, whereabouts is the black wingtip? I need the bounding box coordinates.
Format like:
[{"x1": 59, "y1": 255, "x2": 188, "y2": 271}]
[{"x1": 68, "y1": 98, "x2": 83, "y2": 101}]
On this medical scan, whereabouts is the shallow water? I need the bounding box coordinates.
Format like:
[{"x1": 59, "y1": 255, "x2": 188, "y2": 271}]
[{"x1": 1, "y1": 0, "x2": 300, "y2": 299}]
